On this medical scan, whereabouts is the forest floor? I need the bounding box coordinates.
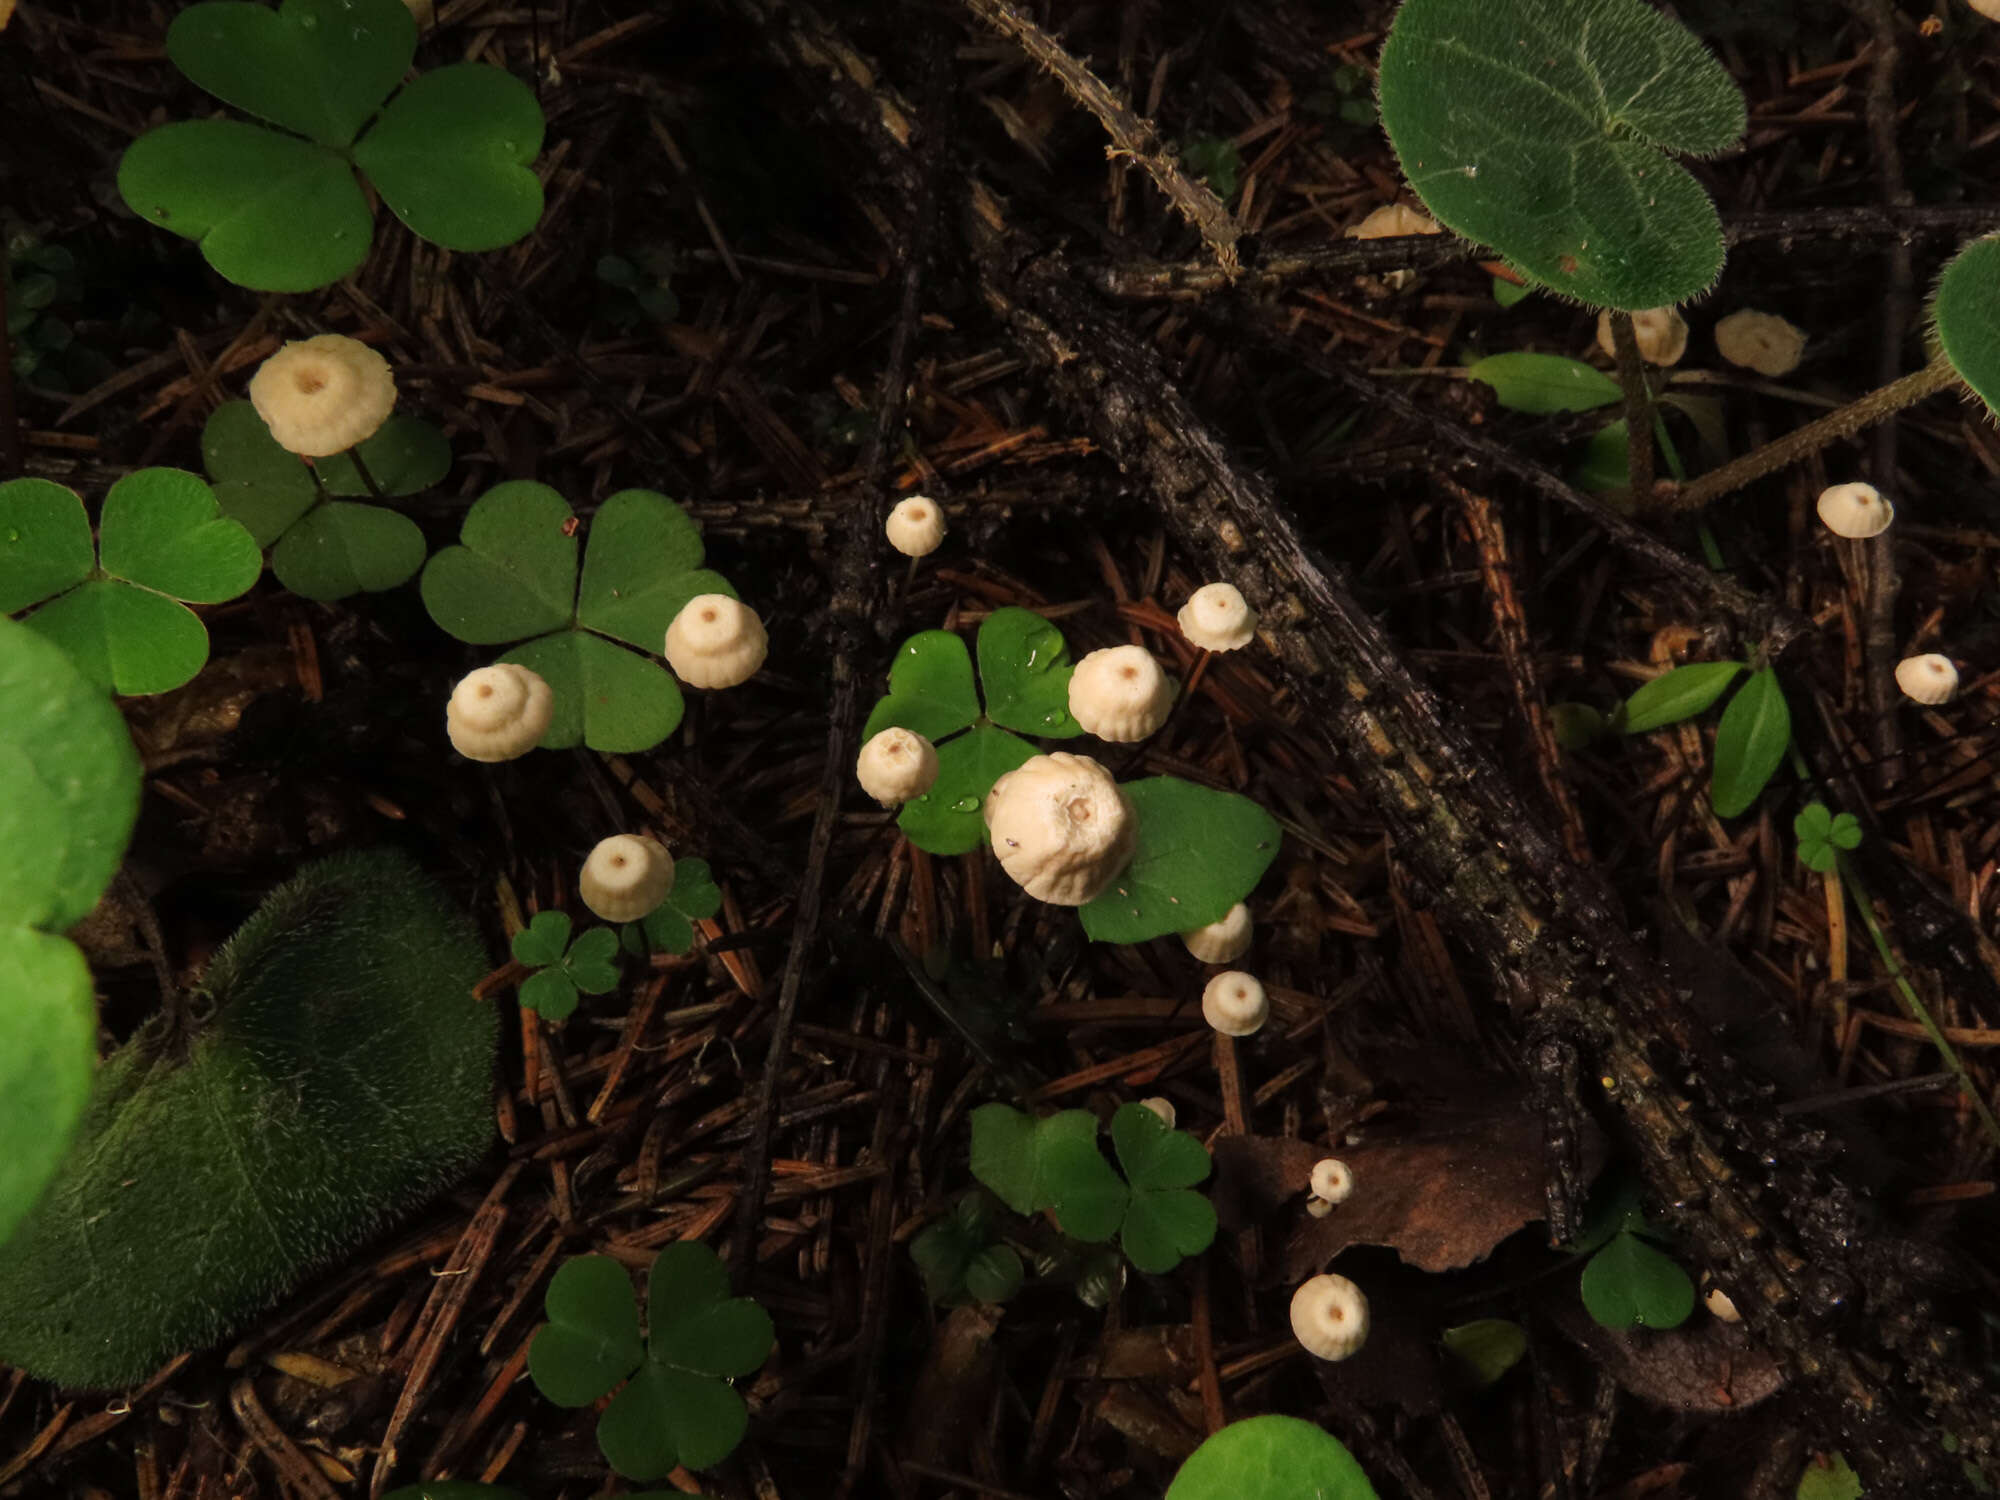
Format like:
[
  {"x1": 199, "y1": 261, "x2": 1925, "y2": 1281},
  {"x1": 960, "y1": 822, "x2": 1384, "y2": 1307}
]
[{"x1": 6, "y1": 0, "x2": 2000, "y2": 1497}]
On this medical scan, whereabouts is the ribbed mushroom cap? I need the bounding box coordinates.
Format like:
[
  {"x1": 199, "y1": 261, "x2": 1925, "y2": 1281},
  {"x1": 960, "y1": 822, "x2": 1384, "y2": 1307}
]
[
  {"x1": 885, "y1": 496, "x2": 947, "y2": 557},
  {"x1": 248, "y1": 334, "x2": 396, "y2": 457},
  {"x1": 1177, "y1": 582, "x2": 1257, "y2": 652},
  {"x1": 1201, "y1": 970, "x2": 1268, "y2": 1037},
  {"x1": 665, "y1": 595, "x2": 768, "y2": 689},
  {"x1": 1181, "y1": 902, "x2": 1252, "y2": 964},
  {"x1": 1309, "y1": 1158, "x2": 1354, "y2": 1205},
  {"x1": 1068, "y1": 645, "x2": 1175, "y2": 742},
  {"x1": 855, "y1": 727, "x2": 939, "y2": 807},
  {"x1": 579, "y1": 834, "x2": 675, "y2": 923},
  {"x1": 983, "y1": 752, "x2": 1137, "y2": 905},
  {"x1": 1816, "y1": 482, "x2": 1894, "y2": 539},
  {"x1": 1290, "y1": 1273, "x2": 1370, "y2": 1361},
  {"x1": 446, "y1": 663, "x2": 553, "y2": 762}
]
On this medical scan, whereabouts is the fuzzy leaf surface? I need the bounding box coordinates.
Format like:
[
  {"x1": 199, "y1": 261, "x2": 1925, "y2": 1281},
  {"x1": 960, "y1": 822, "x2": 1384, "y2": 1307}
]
[
  {"x1": 1934, "y1": 235, "x2": 2000, "y2": 419},
  {"x1": 1165, "y1": 1415, "x2": 1380, "y2": 1500}
]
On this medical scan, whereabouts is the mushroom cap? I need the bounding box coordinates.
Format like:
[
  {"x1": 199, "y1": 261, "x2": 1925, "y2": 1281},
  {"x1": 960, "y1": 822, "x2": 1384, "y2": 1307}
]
[
  {"x1": 1969, "y1": 0, "x2": 2000, "y2": 20},
  {"x1": 1895, "y1": 652, "x2": 1959, "y2": 705},
  {"x1": 983, "y1": 751, "x2": 1137, "y2": 905},
  {"x1": 1595, "y1": 306, "x2": 1689, "y2": 368},
  {"x1": 248, "y1": 334, "x2": 396, "y2": 457},
  {"x1": 856, "y1": 726, "x2": 939, "y2": 807},
  {"x1": 1714, "y1": 309, "x2": 1807, "y2": 377},
  {"x1": 1178, "y1": 582, "x2": 1257, "y2": 652},
  {"x1": 1305, "y1": 1195, "x2": 1333, "y2": 1218},
  {"x1": 1201, "y1": 970, "x2": 1268, "y2": 1037},
  {"x1": 1309, "y1": 1157, "x2": 1354, "y2": 1205},
  {"x1": 1068, "y1": 645, "x2": 1175, "y2": 742},
  {"x1": 446, "y1": 663, "x2": 553, "y2": 762},
  {"x1": 1348, "y1": 203, "x2": 1441, "y2": 239},
  {"x1": 1181, "y1": 901, "x2": 1252, "y2": 964},
  {"x1": 1290, "y1": 1273, "x2": 1370, "y2": 1361},
  {"x1": 885, "y1": 496, "x2": 946, "y2": 558},
  {"x1": 665, "y1": 594, "x2": 768, "y2": 689},
  {"x1": 579, "y1": 834, "x2": 675, "y2": 923},
  {"x1": 1816, "y1": 482, "x2": 1894, "y2": 539},
  {"x1": 1703, "y1": 1285, "x2": 1742, "y2": 1324},
  {"x1": 1139, "y1": 1096, "x2": 1177, "y2": 1128}
]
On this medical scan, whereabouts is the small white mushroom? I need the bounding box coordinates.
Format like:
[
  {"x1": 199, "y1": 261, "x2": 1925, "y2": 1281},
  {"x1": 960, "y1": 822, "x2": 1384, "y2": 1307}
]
[
  {"x1": 1704, "y1": 1285, "x2": 1742, "y2": 1324},
  {"x1": 1816, "y1": 482, "x2": 1893, "y2": 539},
  {"x1": 1305, "y1": 1196, "x2": 1333, "y2": 1219},
  {"x1": 248, "y1": 334, "x2": 396, "y2": 456},
  {"x1": 1290, "y1": 1273, "x2": 1370, "y2": 1361},
  {"x1": 856, "y1": 726, "x2": 939, "y2": 807},
  {"x1": 1347, "y1": 203, "x2": 1441, "y2": 240},
  {"x1": 1068, "y1": 645, "x2": 1175, "y2": 742},
  {"x1": 1309, "y1": 1158, "x2": 1354, "y2": 1205},
  {"x1": 885, "y1": 496, "x2": 946, "y2": 558},
  {"x1": 1201, "y1": 970, "x2": 1268, "y2": 1037},
  {"x1": 983, "y1": 752, "x2": 1137, "y2": 905},
  {"x1": 1178, "y1": 582, "x2": 1257, "y2": 652},
  {"x1": 1895, "y1": 653, "x2": 1959, "y2": 705},
  {"x1": 665, "y1": 594, "x2": 768, "y2": 689},
  {"x1": 579, "y1": 834, "x2": 675, "y2": 923},
  {"x1": 1139, "y1": 1096, "x2": 1177, "y2": 1128},
  {"x1": 1595, "y1": 306, "x2": 1689, "y2": 368},
  {"x1": 1181, "y1": 902, "x2": 1252, "y2": 964},
  {"x1": 446, "y1": 663, "x2": 553, "y2": 762},
  {"x1": 1968, "y1": 0, "x2": 2000, "y2": 21},
  {"x1": 1714, "y1": 309, "x2": 1807, "y2": 377}
]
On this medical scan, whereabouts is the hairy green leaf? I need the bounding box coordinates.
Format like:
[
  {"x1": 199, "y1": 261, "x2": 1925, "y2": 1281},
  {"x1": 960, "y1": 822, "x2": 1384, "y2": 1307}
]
[
  {"x1": 1933, "y1": 235, "x2": 2000, "y2": 418},
  {"x1": 1710, "y1": 666, "x2": 1790, "y2": 818},
  {"x1": 1166, "y1": 1415, "x2": 1381, "y2": 1500}
]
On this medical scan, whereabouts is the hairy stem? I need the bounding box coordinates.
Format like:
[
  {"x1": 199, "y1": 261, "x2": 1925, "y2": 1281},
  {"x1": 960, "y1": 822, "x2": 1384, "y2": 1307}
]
[{"x1": 1606, "y1": 311, "x2": 1655, "y2": 508}]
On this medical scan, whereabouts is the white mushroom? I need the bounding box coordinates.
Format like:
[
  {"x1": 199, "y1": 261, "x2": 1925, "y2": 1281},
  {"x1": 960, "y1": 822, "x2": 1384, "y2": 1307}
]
[
  {"x1": 1309, "y1": 1158, "x2": 1354, "y2": 1205},
  {"x1": 1290, "y1": 1273, "x2": 1370, "y2": 1361},
  {"x1": 1968, "y1": 0, "x2": 2000, "y2": 20},
  {"x1": 855, "y1": 726, "x2": 939, "y2": 807},
  {"x1": 1895, "y1": 653, "x2": 1958, "y2": 705},
  {"x1": 1068, "y1": 645, "x2": 1175, "y2": 742},
  {"x1": 1595, "y1": 306, "x2": 1689, "y2": 368},
  {"x1": 1704, "y1": 1285, "x2": 1742, "y2": 1324},
  {"x1": 1139, "y1": 1096, "x2": 1177, "y2": 1128},
  {"x1": 1347, "y1": 203, "x2": 1441, "y2": 240},
  {"x1": 1178, "y1": 582, "x2": 1257, "y2": 653},
  {"x1": 248, "y1": 334, "x2": 396, "y2": 457},
  {"x1": 1714, "y1": 309, "x2": 1807, "y2": 377},
  {"x1": 446, "y1": 663, "x2": 553, "y2": 762},
  {"x1": 1816, "y1": 482, "x2": 1893, "y2": 539},
  {"x1": 1181, "y1": 902, "x2": 1252, "y2": 964},
  {"x1": 665, "y1": 594, "x2": 768, "y2": 689},
  {"x1": 983, "y1": 752, "x2": 1137, "y2": 905},
  {"x1": 579, "y1": 834, "x2": 675, "y2": 923},
  {"x1": 884, "y1": 496, "x2": 946, "y2": 558},
  {"x1": 1201, "y1": 970, "x2": 1268, "y2": 1037},
  {"x1": 1305, "y1": 1196, "x2": 1333, "y2": 1219}
]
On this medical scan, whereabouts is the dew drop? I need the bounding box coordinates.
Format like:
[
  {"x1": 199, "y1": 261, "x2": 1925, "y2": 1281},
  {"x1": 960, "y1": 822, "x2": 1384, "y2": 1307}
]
[
  {"x1": 950, "y1": 796, "x2": 979, "y2": 814},
  {"x1": 1042, "y1": 712, "x2": 1065, "y2": 726}
]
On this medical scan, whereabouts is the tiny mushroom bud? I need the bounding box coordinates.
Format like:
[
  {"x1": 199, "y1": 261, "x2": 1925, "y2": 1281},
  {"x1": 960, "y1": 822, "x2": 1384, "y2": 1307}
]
[
  {"x1": 1347, "y1": 203, "x2": 1441, "y2": 240},
  {"x1": 665, "y1": 594, "x2": 768, "y2": 689},
  {"x1": 1714, "y1": 309, "x2": 1807, "y2": 377},
  {"x1": 248, "y1": 334, "x2": 396, "y2": 457},
  {"x1": 1309, "y1": 1158, "x2": 1354, "y2": 1205},
  {"x1": 1290, "y1": 1273, "x2": 1370, "y2": 1361},
  {"x1": 1895, "y1": 653, "x2": 1959, "y2": 705},
  {"x1": 1704, "y1": 1285, "x2": 1742, "y2": 1324},
  {"x1": 856, "y1": 726, "x2": 939, "y2": 807},
  {"x1": 1595, "y1": 306, "x2": 1689, "y2": 367},
  {"x1": 1306, "y1": 1196, "x2": 1333, "y2": 1219},
  {"x1": 1139, "y1": 1096, "x2": 1177, "y2": 1128},
  {"x1": 1069, "y1": 645, "x2": 1175, "y2": 742},
  {"x1": 1201, "y1": 970, "x2": 1268, "y2": 1037},
  {"x1": 579, "y1": 834, "x2": 675, "y2": 923},
  {"x1": 983, "y1": 752, "x2": 1137, "y2": 905},
  {"x1": 1178, "y1": 582, "x2": 1257, "y2": 652},
  {"x1": 885, "y1": 496, "x2": 946, "y2": 557},
  {"x1": 446, "y1": 663, "x2": 553, "y2": 762},
  {"x1": 1181, "y1": 901, "x2": 1252, "y2": 964},
  {"x1": 1816, "y1": 482, "x2": 1893, "y2": 539}
]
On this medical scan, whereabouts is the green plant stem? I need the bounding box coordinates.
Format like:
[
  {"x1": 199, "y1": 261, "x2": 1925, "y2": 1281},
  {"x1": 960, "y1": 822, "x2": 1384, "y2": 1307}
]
[
  {"x1": 1607, "y1": 311, "x2": 1655, "y2": 508},
  {"x1": 346, "y1": 448, "x2": 385, "y2": 500},
  {"x1": 1839, "y1": 854, "x2": 2000, "y2": 1149},
  {"x1": 1669, "y1": 352, "x2": 1959, "y2": 511}
]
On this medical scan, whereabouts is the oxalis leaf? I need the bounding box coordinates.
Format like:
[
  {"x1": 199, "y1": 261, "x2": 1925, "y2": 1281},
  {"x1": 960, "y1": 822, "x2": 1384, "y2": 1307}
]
[
  {"x1": 1932, "y1": 235, "x2": 2000, "y2": 418},
  {"x1": 977, "y1": 606, "x2": 1082, "y2": 737},
  {"x1": 1379, "y1": 0, "x2": 1746, "y2": 310},
  {"x1": 528, "y1": 1255, "x2": 643, "y2": 1406},
  {"x1": 1710, "y1": 666, "x2": 1790, "y2": 818},
  {"x1": 863, "y1": 629, "x2": 980, "y2": 743},
  {"x1": 1166, "y1": 1415, "x2": 1381, "y2": 1500},
  {"x1": 1111, "y1": 1103, "x2": 1217, "y2": 1274},
  {"x1": 1580, "y1": 1229, "x2": 1695, "y2": 1329},
  {"x1": 624, "y1": 857, "x2": 723, "y2": 958},
  {"x1": 898, "y1": 725, "x2": 1037, "y2": 856},
  {"x1": 0, "y1": 851, "x2": 497, "y2": 1387},
  {"x1": 1793, "y1": 802, "x2": 1861, "y2": 874},
  {"x1": 1079, "y1": 777, "x2": 1282, "y2": 943}
]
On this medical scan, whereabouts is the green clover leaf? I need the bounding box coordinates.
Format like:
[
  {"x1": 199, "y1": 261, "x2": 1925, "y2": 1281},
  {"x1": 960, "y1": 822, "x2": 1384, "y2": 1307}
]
[
  {"x1": 527, "y1": 1254, "x2": 644, "y2": 1407},
  {"x1": 119, "y1": 0, "x2": 544, "y2": 292},
  {"x1": 1579, "y1": 1229, "x2": 1696, "y2": 1329},
  {"x1": 862, "y1": 630, "x2": 981, "y2": 743},
  {"x1": 1, "y1": 470, "x2": 262, "y2": 696},
  {"x1": 1110, "y1": 1103, "x2": 1218, "y2": 1274},
  {"x1": 421, "y1": 484, "x2": 738, "y2": 753},
  {"x1": 909, "y1": 1193, "x2": 1026, "y2": 1304},
  {"x1": 1078, "y1": 777, "x2": 1281, "y2": 943},
  {"x1": 512, "y1": 911, "x2": 621, "y2": 1022},
  {"x1": 977, "y1": 606, "x2": 1081, "y2": 736},
  {"x1": 1793, "y1": 802, "x2": 1861, "y2": 874},
  {"x1": 897, "y1": 724, "x2": 1038, "y2": 857},
  {"x1": 1379, "y1": 0, "x2": 1746, "y2": 310},
  {"x1": 624, "y1": 857, "x2": 723, "y2": 958}
]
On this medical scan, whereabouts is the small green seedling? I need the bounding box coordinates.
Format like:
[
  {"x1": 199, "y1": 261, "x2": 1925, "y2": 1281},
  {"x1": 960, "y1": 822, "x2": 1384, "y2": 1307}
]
[
  {"x1": 118, "y1": 0, "x2": 544, "y2": 292},
  {"x1": 1440, "y1": 1318, "x2": 1528, "y2": 1388},
  {"x1": 1569, "y1": 1174, "x2": 1695, "y2": 1332},
  {"x1": 512, "y1": 911, "x2": 622, "y2": 1022},
  {"x1": 1795, "y1": 1452, "x2": 1864, "y2": 1500},
  {"x1": 1180, "y1": 135, "x2": 1244, "y2": 199},
  {"x1": 1378, "y1": 0, "x2": 1746, "y2": 310},
  {"x1": 0, "y1": 616, "x2": 142, "y2": 1252},
  {"x1": 528, "y1": 1244, "x2": 775, "y2": 1481},
  {"x1": 970, "y1": 1102, "x2": 1217, "y2": 1275},
  {"x1": 0, "y1": 470, "x2": 262, "y2": 695},
  {"x1": 420, "y1": 483, "x2": 739, "y2": 752},
  {"x1": 1615, "y1": 660, "x2": 1793, "y2": 819},
  {"x1": 909, "y1": 1192, "x2": 1025, "y2": 1305},
  {"x1": 0, "y1": 851, "x2": 497, "y2": 1387},
  {"x1": 1466, "y1": 352, "x2": 1622, "y2": 415},
  {"x1": 618, "y1": 856, "x2": 724, "y2": 959},
  {"x1": 202, "y1": 399, "x2": 449, "y2": 601},
  {"x1": 1166, "y1": 1414, "x2": 1380, "y2": 1500},
  {"x1": 595, "y1": 251, "x2": 680, "y2": 328},
  {"x1": 1794, "y1": 802, "x2": 1862, "y2": 873}
]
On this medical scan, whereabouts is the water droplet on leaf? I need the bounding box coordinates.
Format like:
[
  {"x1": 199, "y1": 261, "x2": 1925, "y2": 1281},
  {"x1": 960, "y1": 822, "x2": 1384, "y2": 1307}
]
[{"x1": 950, "y1": 796, "x2": 979, "y2": 814}]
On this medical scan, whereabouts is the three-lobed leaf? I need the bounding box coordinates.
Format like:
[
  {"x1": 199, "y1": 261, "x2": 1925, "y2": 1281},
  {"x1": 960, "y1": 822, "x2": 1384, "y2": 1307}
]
[
  {"x1": 1710, "y1": 666, "x2": 1790, "y2": 818},
  {"x1": 528, "y1": 1254, "x2": 644, "y2": 1406},
  {"x1": 1793, "y1": 802, "x2": 1861, "y2": 874},
  {"x1": 1617, "y1": 660, "x2": 1744, "y2": 733},
  {"x1": 1466, "y1": 352, "x2": 1622, "y2": 414},
  {"x1": 1078, "y1": 777, "x2": 1281, "y2": 943},
  {"x1": 1379, "y1": 0, "x2": 1746, "y2": 310},
  {"x1": 352, "y1": 64, "x2": 547, "y2": 252},
  {"x1": 627, "y1": 857, "x2": 723, "y2": 957},
  {"x1": 1166, "y1": 1415, "x2": 1381, "y2": 1500}
]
